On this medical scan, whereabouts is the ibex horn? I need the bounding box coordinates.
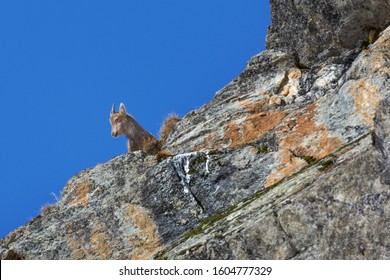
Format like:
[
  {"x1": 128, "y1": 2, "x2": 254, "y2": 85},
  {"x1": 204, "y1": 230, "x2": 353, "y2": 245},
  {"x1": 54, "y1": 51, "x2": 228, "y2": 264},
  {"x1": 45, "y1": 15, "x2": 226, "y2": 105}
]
[{"x1": 111, "y1": 103, "x2": 116, "y2": 114}]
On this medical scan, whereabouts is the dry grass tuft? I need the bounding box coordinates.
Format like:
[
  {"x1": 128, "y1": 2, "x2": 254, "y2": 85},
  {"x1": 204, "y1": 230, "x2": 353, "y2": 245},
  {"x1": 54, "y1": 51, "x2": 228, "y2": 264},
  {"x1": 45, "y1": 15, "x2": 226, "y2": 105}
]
[
  {"x1": 155, "y1": 149, "x2": 172, "y2": 163},
  {"x1": 41, "y1": 203, "x2": 55, "y2": 216},
  {"x1": 4, "y1": 249, "x2": 25, "y2": 260},
  {"x1": 159, "y1": 113, "x2": 181, "y2": 144}
]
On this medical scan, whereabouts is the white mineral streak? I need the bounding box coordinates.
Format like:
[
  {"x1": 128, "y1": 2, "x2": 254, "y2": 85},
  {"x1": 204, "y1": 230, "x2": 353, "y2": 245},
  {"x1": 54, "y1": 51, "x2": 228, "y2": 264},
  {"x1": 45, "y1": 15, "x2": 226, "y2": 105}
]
[
  {"x1": 171, "y1": 151, "x2": 211, "y2": 193},
  {"x1": 171, "y1": 152, "x2": 197, "y2": 193},
  {"x1": 205, "y1": 150, "x2": 210, "y2": 174}
]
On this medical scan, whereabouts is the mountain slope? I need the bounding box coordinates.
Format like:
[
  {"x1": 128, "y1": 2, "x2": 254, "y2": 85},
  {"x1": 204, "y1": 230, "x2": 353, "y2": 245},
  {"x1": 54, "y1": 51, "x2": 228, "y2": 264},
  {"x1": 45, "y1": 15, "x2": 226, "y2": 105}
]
[{"x1": 1, "y1": 0, "x2": 389, "y2": 260}]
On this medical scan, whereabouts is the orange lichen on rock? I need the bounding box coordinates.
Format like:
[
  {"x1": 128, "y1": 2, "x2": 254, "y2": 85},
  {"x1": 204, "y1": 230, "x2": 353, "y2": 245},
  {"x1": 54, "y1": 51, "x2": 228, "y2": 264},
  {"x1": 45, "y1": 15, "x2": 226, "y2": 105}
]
[
  {"x1": 279, "y1": 103, "x2": 342, "y2": 158},
  {"x1": 289, "y1": 69, "x2": 301, "y2": 80},
  {"x1": 372, "y1": 28, "x2": 390, "y2": 52},
  {"x1": 370, "y1": 53, "x2": 390, "y2": 75},
  {"x1": 90, "y1": 221, "x2": 113, "y2": 259},
  {"x1": 224, "y1": 121, "x2": 241, "y2": 147},
  {"x1": 265, "y1": 103, "x2": 342, "y2": 187},
  {"x1": 348, "y1": 78, "x2": 380, "y2": 128},
  {"x1": 224, "y1": 111, "x2": 286, "y2": 148},
  {"x1": 199, "y1": 133, "x2": 215, "y2": 150},
  {"x1": 265, "y1": 149, "x2": 307, "y2": 187},
  {"x1": 68, "y1": 181, "x2": 93, "y2": 207},
  {"x1": 66, "y1": 225, "x2": 89, "y2": 259},
  {"x1": 66, "y1": 220, "x2": 118, "y2": 259},
  {"x1": 241, "y1": 111, "x2": 287, "y2": 144},
  {"x1": 239, "y1": 99, "x2": 252, "y2": 107},
  {"x1": 125, "y1": 205, "x2": 161, "y2": 260},
  {"x1": 66, "y1": 205, "x2": 162, "y2": 259}
]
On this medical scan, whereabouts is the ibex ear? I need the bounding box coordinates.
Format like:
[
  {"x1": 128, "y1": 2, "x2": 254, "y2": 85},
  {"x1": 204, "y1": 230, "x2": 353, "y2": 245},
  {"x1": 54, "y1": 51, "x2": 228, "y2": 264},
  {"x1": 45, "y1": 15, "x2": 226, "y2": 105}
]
[{"x1": 119, "y1": 103, "x2": 127, "y2": 114}]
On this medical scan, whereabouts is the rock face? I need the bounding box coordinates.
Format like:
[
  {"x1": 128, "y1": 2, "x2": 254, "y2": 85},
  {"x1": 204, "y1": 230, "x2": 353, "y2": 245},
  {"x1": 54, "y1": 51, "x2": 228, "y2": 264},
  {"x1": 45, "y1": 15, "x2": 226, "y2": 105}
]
[
  {"x1": 160, "y1": 136, "x2": 390, "y2": 259},
  {"x1": 266, "y1": 0, "x2": 390, "y2": 66},
  {"x1": 1, "y1": 1, "x2": 389, "y2": 260},
  {"x1": 166, "y1": 24, "x2": 390, "y2": 188}
]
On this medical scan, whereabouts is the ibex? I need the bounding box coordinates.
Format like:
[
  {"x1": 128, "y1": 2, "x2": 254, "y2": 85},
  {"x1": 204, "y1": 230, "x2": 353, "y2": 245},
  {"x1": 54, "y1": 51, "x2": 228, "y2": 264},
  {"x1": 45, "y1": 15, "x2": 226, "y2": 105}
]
[{"x1": 110, "y1": 103, "x2": 156, "y2": 152}]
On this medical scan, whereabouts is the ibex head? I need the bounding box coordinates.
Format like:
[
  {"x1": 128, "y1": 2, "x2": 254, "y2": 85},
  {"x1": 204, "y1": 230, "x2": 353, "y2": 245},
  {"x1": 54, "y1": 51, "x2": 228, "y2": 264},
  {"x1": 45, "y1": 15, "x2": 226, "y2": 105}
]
[{"x1": 109, "y1": 103, "x2": 128, "y2": 138}]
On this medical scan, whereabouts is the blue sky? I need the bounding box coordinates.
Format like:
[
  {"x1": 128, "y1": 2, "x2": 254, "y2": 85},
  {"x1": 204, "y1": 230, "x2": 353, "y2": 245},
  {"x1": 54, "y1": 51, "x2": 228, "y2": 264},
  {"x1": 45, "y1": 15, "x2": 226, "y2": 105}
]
[{"x1": 0, "y1": 0, "x2": 270, "y2": 238}]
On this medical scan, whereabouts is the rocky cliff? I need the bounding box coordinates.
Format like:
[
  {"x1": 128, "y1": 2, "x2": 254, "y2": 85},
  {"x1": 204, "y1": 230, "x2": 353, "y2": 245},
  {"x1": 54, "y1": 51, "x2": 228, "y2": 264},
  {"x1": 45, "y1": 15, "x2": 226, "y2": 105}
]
[{"x1": 1, "y1": 0, "x2": 389, "y2": 260}]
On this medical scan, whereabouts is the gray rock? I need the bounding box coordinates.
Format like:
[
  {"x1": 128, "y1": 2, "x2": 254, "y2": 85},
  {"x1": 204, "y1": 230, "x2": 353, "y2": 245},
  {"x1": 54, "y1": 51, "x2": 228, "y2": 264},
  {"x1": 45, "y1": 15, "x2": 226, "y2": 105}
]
[
  {"x1": 0, "y1": 146, "x2": 276, "y2": 259},
  {"x1": 1, "y1": 1, "x2": 390, "y2": 260},
  {"x1": 373, "y1": 97, "x2": 390, "y2": 184},
  {"x1": 159, "y1": 136, "x2": 390, "y2": 259},
  {"x1": 266, "y1": 0, "x2": 390, "y2": 66}
]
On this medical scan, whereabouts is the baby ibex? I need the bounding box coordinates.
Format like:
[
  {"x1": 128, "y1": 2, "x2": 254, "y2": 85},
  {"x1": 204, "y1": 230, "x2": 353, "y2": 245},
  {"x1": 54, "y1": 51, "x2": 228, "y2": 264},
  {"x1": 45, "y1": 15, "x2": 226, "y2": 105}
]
[{"x1": 110, "y1": 103, "x2": 156, "y2": 153}]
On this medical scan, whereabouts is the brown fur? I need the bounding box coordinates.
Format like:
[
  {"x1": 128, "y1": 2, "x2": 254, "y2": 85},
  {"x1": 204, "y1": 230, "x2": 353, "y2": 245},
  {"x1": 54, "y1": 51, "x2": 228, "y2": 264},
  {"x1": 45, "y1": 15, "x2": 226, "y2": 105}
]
[
  {"x1": 141, "y1": 137, "x2": 163, "y2": 155},
  {"x1": 110, "y1": 103, "x2": 156, "y2": 153}
]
